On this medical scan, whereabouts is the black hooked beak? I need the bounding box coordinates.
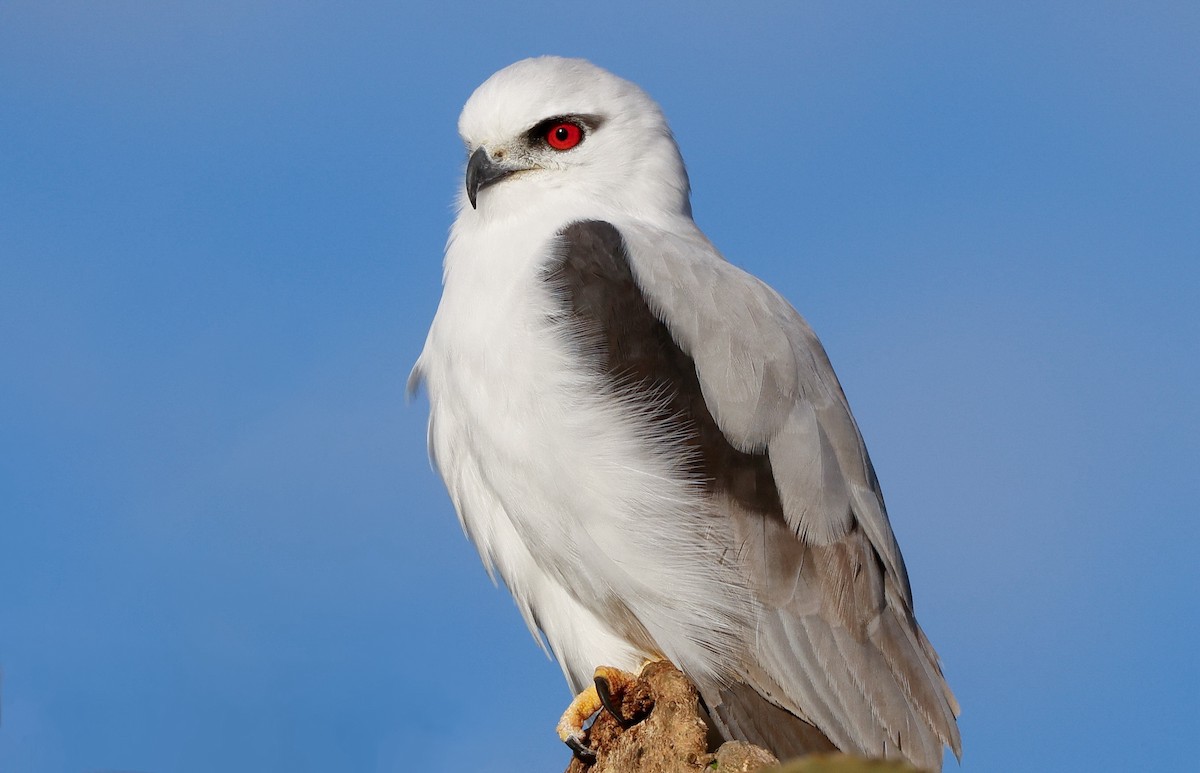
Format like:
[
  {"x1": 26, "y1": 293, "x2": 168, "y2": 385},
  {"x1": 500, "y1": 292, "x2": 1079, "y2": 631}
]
[{"x1": 465, "y1": 147, "x2": 518, "y2": 209}]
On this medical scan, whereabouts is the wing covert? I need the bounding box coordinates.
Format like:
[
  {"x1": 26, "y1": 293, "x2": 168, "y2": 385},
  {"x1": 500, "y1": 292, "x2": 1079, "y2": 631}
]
[{"x1": 612, "y1": 218, "x2": 961, "y2": 767}]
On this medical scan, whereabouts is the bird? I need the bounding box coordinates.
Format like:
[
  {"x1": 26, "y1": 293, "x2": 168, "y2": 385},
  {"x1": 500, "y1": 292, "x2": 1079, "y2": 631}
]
[{"x1": 410, "y1": 56, "x2": 961, "y2": 770}]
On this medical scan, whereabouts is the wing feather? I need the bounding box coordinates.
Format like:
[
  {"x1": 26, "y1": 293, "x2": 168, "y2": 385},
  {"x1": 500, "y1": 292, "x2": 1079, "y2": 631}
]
[{"x1": 614, "y1": 219, "x2": 961, "y2": 769}]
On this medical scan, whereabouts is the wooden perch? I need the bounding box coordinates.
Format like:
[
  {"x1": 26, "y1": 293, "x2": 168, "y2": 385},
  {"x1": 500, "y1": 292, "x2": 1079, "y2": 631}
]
[{"x1": 563, "y1": 661, "x2": 928, "y2": 773}]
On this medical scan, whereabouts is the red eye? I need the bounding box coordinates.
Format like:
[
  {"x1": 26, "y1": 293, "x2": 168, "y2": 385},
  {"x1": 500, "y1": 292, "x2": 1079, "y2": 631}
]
[{"x1": 546, "y1": 122, "x2": 583, "y2": 151}]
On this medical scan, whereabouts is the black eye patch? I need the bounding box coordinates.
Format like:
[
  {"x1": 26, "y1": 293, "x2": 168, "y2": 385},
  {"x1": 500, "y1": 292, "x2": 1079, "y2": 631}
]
[{"x1": 526, "y1": 114, "x2": 606, "y2": 146}]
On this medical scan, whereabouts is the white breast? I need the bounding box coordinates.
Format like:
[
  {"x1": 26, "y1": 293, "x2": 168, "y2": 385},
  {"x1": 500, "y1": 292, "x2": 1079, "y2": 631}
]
[{"x1": 416, "y1": 213, "x2": 752, "y2": 690}]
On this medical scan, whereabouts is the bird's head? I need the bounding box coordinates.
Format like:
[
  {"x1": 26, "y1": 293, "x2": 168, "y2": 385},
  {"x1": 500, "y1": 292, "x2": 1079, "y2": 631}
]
[{"x1": 457, "y1": 56, "x2": 692, "y2": 221}]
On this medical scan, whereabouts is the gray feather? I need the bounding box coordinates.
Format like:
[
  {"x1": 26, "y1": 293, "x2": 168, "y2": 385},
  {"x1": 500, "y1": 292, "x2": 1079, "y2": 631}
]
[{"x1": 613, "y1": 219, "x2": 962, "y2": 769}]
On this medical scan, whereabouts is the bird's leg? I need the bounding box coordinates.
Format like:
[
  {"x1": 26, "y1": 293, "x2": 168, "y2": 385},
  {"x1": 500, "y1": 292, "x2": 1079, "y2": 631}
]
[
  {"x1": 556, "y1": 681, "x2": 601, "y2": 761},
  {"x1": 556, "y1": 665, "x2": 641, "y2": 759}
]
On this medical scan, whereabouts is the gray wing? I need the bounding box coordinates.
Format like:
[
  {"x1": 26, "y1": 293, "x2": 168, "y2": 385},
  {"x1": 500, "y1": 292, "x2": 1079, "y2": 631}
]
[{"x1": 559, "y1": 219, "x2": 961, "y2": 770}]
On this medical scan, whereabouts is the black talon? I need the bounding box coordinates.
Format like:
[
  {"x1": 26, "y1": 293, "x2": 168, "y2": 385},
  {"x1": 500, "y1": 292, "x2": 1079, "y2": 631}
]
[
  {"x1": 565, "y1": 734, "x2": 596, "y2": 762},
  {"x1": 594, "y1": 675, "x2": 633, "y2": 728}
]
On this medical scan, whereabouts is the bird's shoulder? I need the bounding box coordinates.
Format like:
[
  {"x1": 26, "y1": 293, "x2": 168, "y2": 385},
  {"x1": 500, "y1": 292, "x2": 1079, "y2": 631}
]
[
  {"x1": 549, "y1": 217, "x2": 908, "y2": 571},
  {"x1": 552, "y1": 219, "x2": 841, "y2": 446}
]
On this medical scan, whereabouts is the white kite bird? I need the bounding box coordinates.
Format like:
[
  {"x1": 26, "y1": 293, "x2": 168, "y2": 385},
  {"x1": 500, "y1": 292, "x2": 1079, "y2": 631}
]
[{"x1": 411, "y1": 56, "x2": 961, "y2": 770}]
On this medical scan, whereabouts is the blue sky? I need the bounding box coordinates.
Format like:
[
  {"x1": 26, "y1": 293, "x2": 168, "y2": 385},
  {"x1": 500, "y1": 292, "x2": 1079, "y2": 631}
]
[{"x1": 1, "y1": 2, "x2": 1196, "y2": 771}]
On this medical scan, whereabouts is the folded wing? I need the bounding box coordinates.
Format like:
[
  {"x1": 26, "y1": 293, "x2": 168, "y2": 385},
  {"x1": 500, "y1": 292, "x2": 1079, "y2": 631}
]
[{"x1": 552, "y1": 219, "x2": 960, "y2": 770}]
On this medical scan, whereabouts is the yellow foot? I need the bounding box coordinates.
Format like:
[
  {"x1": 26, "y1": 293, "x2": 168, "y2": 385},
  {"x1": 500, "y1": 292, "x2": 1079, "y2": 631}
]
[{"x1": 556, "y1": 665, "x2": 640, "y2": 760}]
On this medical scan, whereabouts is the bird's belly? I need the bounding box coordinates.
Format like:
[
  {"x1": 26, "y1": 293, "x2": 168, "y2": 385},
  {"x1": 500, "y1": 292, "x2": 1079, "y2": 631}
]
[
  {"x1": 429, "y1": 293, "x2": 655, "y2": 598},
  {"x1": 424, "y1": 275, "x2": 676, "y2": 679},
  {"x1": 422, "y1": 231, "x2": 751, "y2": 691}
]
